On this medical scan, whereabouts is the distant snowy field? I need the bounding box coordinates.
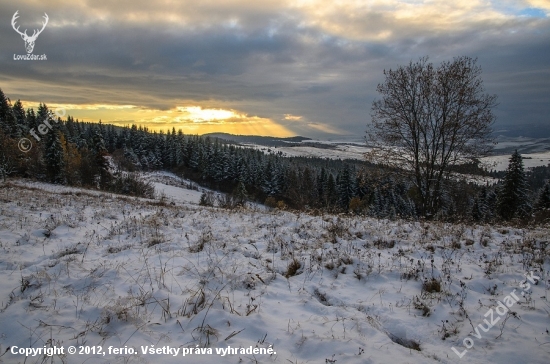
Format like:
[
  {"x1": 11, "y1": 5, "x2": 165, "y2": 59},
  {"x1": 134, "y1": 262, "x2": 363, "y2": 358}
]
[
  {"x1": 0, "y1": 179, "x2": 549, "y2": 363},
  {"x1": 481, "y1": 152, "x2": 550, "y2": 171},
  {"x1": 242, "y1": 142, "x2": 372, "y2": 161},
  {"x1": 244, "y1": 137, "x2": 550, "y2": 172}
]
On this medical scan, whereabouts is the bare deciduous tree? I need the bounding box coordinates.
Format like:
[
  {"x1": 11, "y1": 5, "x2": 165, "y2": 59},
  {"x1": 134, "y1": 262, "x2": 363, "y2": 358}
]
[
  {"x1": 0, "y1": 154, "x2": 15, "y2": 182},
  {"x1": 367, "y1": 56, "x2": 497, "y2": 217}
]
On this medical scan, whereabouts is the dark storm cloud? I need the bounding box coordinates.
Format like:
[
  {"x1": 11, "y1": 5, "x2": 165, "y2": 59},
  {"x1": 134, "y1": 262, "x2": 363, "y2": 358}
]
[{"x1": 0, "y1": 1, "x2": 549, "y2": 138}]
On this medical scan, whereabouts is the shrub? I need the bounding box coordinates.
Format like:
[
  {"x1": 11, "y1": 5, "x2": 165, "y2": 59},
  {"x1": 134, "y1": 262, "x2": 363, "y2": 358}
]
[
  {"x1": 422, "y1": 278, "x2": 441, "y2": 293},
  {"x1": 285, "y1": 258, "x2": 302, "y2": 278},
  {"x1": 217, "y1": 193, "x2": 238, "y2": 209},
  {"x1": 374, "y1": 238, "x2": 396, "y2": 249},
  {"x1": 109, "y1": 173, "x2": 155, "y2": 198},
  {"x1": 199, "y1": 191, "x2": 215, "y2": 206},
  {"x1": 349, "y1": 196, "x2": 365, "y2": 214},
  {"x1": 264, "y1": 196, "x2": 277, "y2": 208},
  {"x1": 413, "y1": 296, "x2": 431, "y2": 317}
]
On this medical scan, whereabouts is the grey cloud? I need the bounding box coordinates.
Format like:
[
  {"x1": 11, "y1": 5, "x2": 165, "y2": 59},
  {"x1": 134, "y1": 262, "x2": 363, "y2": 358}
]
[{"x1": 0, "y1": 1, "x2": 549, "y2": 138}]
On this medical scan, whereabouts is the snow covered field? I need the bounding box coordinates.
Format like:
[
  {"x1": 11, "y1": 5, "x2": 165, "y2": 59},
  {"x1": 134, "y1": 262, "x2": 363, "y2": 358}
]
[
  {"x1": 0, "y1": 179, "x2": 549, "y2": 363},
  {"x1": 243, "y1": 140, "x2": 550, "y2": 172},
  {"x1": 481, "y1": 151, "x2": 550, "y2": 172},
  {"x1": 243, "y1": 143, "x2": 372, "y2": 161}
]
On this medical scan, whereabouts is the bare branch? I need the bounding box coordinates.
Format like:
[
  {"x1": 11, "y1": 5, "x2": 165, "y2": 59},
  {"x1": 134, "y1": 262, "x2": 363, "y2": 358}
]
[{"x1": 367, "y1": 56, "x2": 497, "y2": 217}]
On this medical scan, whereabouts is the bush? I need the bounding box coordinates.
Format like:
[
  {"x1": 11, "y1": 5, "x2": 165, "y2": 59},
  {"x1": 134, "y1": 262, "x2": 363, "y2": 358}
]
[
  {"x1": 199, "y1": 191, "x2": 215, "y2": 206},
  {"x1": 374, "y1": 238, "x2": 396, "y2": 249},
  {"x1": 532, "y1": 209, "x2": 550, "y2": 225},
  {"x1": 217, "y1": 193, "x2": 238, "y2": 209},
  {"x1": 422, "y1": 278, "x2": 441, "y2": 293},
  {"x1": 349, "y1": 196, "x2": 365, "y2": 214},
  {"x1": 285, "y1": 258, "x2": 302, "y2": 278},
  {"x1": 109, "y1": 173, "x2": 155, "y2": 198},
  {"x1": 264, "y1": 196, "x2": 277, "y2": 208},
  {"x1": 413, "y1": 296, "x2": 431, "y2": 317}
]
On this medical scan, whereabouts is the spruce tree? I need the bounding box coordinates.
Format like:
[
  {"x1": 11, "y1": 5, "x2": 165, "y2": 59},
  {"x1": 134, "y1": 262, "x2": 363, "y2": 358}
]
[
  {"x1": 317, "y1": 167, "x2": 327, "y2": 202},
  {"x1": 45, "y1": 131, "x2": 66, "y2": 184},
  {"x1": 472, "y1": 186, "x2": 489, "y2": 222},
  {"x1": 262, "y1": 160, "x2": 280, "y2": 196},
  {"x1": 0, "y1": 89, "x2": 17, "y2": 137},
  {"x1": 36, "y1": 104, "x2": 50, "y2": 129},
  {"x1": 484, "y1": 188, "x2": 498, "y2": 222},
  {"x1": 26, "y1": 109, "x2": 37, "y2": 132},
  {"x1": 497, "y1": 150, "x2": 531, "y2": 220},
  {"x1": 92, "y1": 127, "x2": 111, "y2": 189},
  {"x1": 535, "y1": 181, "x2": 550, "y2": 210},
  {"x1": 11, "y1": 100, "x2": 26, "y2": 137},
  {"x1": 337, "y1": 166, "x2": 356, "y2": 210},
  {"x1": 324, "y1": 173, "x2": 337, "y2": 208},
  {"x1": 471, "y1": 198, "x2": 482, "y2": 222},
  {"x1": 233, "y1": 181, "x2": 248, "y2": 206}
]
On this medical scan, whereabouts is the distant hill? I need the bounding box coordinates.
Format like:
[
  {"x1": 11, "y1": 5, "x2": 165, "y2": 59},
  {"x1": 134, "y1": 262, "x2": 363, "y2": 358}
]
[
  {"x1": 494, "y1": 122, "x2": 550, "y2": 139},
  {"x1": 203, "y1": 133, "x2": 312, "y2": 147},
  {"x1": 493, "y1": 135, "x2": 550, "y2": 154}
]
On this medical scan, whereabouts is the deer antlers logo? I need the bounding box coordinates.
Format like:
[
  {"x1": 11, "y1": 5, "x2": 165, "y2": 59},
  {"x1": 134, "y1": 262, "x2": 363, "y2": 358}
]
[{"x1": 11, "y1": 11, "x2": 49, "y2": 54}]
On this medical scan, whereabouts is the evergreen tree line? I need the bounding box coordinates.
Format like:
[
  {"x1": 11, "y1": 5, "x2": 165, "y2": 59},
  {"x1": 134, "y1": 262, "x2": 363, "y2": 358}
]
[
  {"x1": 1, "y1": 89, "x2": 549, "y2": 222},
  {"x1": 0, "y1": 90, "x2": 151, "y2": 196},
  {"x1": 472, "y1": 150, "x2": 550, "y2": 223}
]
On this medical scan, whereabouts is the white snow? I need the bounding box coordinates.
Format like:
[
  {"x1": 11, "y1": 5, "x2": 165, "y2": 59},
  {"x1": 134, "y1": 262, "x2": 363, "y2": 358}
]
[
  {"x1": 141, "y1": 171, "x2": 206, "y2": 204},
  {"x1": 243, "y1": 141, "x2": 550, "y2": 172},
  {"x1": 242, "y1": 143, "x2": 372, "y2": 160},
  {"x1": 481, "y1": 151, "x2": 550, "y2": 171},
  {"x1": 0, "y1": 179, "x2": 548, "y2": 364}
]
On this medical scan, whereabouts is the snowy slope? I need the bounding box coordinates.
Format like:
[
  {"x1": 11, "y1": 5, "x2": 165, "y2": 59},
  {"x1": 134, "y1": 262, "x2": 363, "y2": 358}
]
[
  {"x1": 141, "y1": 171, "x2": 207, "y2": 205},
  {"x1": 0, "y1": 180, "x2": 549, "y2": 364}
]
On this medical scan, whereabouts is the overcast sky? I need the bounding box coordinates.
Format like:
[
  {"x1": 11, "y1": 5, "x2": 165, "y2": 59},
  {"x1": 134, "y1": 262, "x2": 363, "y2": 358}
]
[{"x1": 1, "y1": 1, "x2": 549, "y2": 138}]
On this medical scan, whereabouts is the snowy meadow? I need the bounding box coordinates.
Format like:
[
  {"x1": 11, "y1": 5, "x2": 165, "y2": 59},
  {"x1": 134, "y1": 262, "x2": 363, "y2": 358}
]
[{"x1": 0, "y1": 177, "x2": 549, "y2": 363}]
